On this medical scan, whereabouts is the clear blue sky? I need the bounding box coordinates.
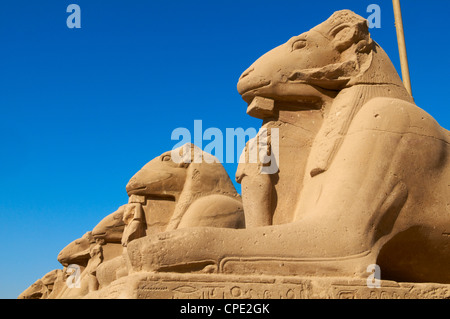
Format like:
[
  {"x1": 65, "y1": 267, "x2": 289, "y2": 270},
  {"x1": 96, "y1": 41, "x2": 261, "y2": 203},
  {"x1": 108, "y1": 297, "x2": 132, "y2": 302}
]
[{"x1": 0, "y1": 0, "x2": 449, "y2": 298}]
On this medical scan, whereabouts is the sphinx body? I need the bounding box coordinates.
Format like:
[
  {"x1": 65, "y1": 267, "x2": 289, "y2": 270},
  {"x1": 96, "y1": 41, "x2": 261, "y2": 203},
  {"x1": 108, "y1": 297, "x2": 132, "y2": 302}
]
[
  {"x1": 126, "y1": 10, "x2": 450, "y2": 283},
  {"x1": 124, "y1": 143, "x2": 244, "y2": 233}
]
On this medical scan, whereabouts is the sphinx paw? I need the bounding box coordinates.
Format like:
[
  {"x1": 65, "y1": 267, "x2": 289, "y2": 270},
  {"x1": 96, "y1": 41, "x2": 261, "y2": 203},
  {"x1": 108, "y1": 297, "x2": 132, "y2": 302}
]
[{"x1": 126, "y1": 228, "x2": 215, "y2": 273}]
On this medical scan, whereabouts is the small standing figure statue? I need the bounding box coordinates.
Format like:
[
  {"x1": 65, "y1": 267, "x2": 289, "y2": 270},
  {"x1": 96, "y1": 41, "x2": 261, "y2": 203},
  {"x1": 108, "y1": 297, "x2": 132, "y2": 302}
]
[
  {"x1": 87, "y1": 237, "x2": 104, "y2": 292},
  {"x1": 121, "y1": 203, "x2": 147, "y2": 247}
]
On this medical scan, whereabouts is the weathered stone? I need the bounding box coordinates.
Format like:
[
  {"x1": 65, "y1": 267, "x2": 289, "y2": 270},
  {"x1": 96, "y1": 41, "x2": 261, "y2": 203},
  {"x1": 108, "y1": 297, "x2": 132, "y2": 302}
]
[{"x1": 19, "y1": 10, "x2": 450, "y2": 299}]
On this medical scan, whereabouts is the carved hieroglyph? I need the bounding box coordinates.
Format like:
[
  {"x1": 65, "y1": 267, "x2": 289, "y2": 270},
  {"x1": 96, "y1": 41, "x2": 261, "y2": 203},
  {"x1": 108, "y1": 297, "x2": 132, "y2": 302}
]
[{"x1": 19, "y1": 10, "x2": 450, "y2": 299}]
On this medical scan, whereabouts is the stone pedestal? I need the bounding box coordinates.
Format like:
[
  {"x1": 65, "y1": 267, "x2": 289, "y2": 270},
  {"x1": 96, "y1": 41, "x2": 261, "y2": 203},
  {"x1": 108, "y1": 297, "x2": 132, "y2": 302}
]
[{"x1": 84, "y1": 272, "x2": 450, "y2": 299}]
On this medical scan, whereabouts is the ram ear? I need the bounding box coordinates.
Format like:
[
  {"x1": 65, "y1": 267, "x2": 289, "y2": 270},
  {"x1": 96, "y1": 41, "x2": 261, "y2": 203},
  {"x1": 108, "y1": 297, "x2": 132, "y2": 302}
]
[{"x1": 331, "y1": 21, "x2": 373, "y2": 53}]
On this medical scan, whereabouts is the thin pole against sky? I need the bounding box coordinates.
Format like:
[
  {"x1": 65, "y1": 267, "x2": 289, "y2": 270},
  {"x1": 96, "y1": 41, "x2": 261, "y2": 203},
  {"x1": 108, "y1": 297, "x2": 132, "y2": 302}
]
[{"x1": 392, "y1": 0, "x2": 413, "y2": 97}]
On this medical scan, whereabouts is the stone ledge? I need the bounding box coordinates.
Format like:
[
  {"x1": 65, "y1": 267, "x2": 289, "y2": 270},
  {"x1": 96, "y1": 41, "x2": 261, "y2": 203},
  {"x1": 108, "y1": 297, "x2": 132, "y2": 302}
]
[{"x1": 84, "y1": 272, "x2": 450, "y2": 299}]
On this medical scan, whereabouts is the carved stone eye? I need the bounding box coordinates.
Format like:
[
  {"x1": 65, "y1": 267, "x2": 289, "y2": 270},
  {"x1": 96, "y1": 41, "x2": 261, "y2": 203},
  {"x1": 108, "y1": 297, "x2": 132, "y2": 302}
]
[
  {"x1": 292, "y1": 40, "x2": 307, "y2": 51},
  {"x1": 161, "y1": 155, "x2": 171, "y2": 162}
]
